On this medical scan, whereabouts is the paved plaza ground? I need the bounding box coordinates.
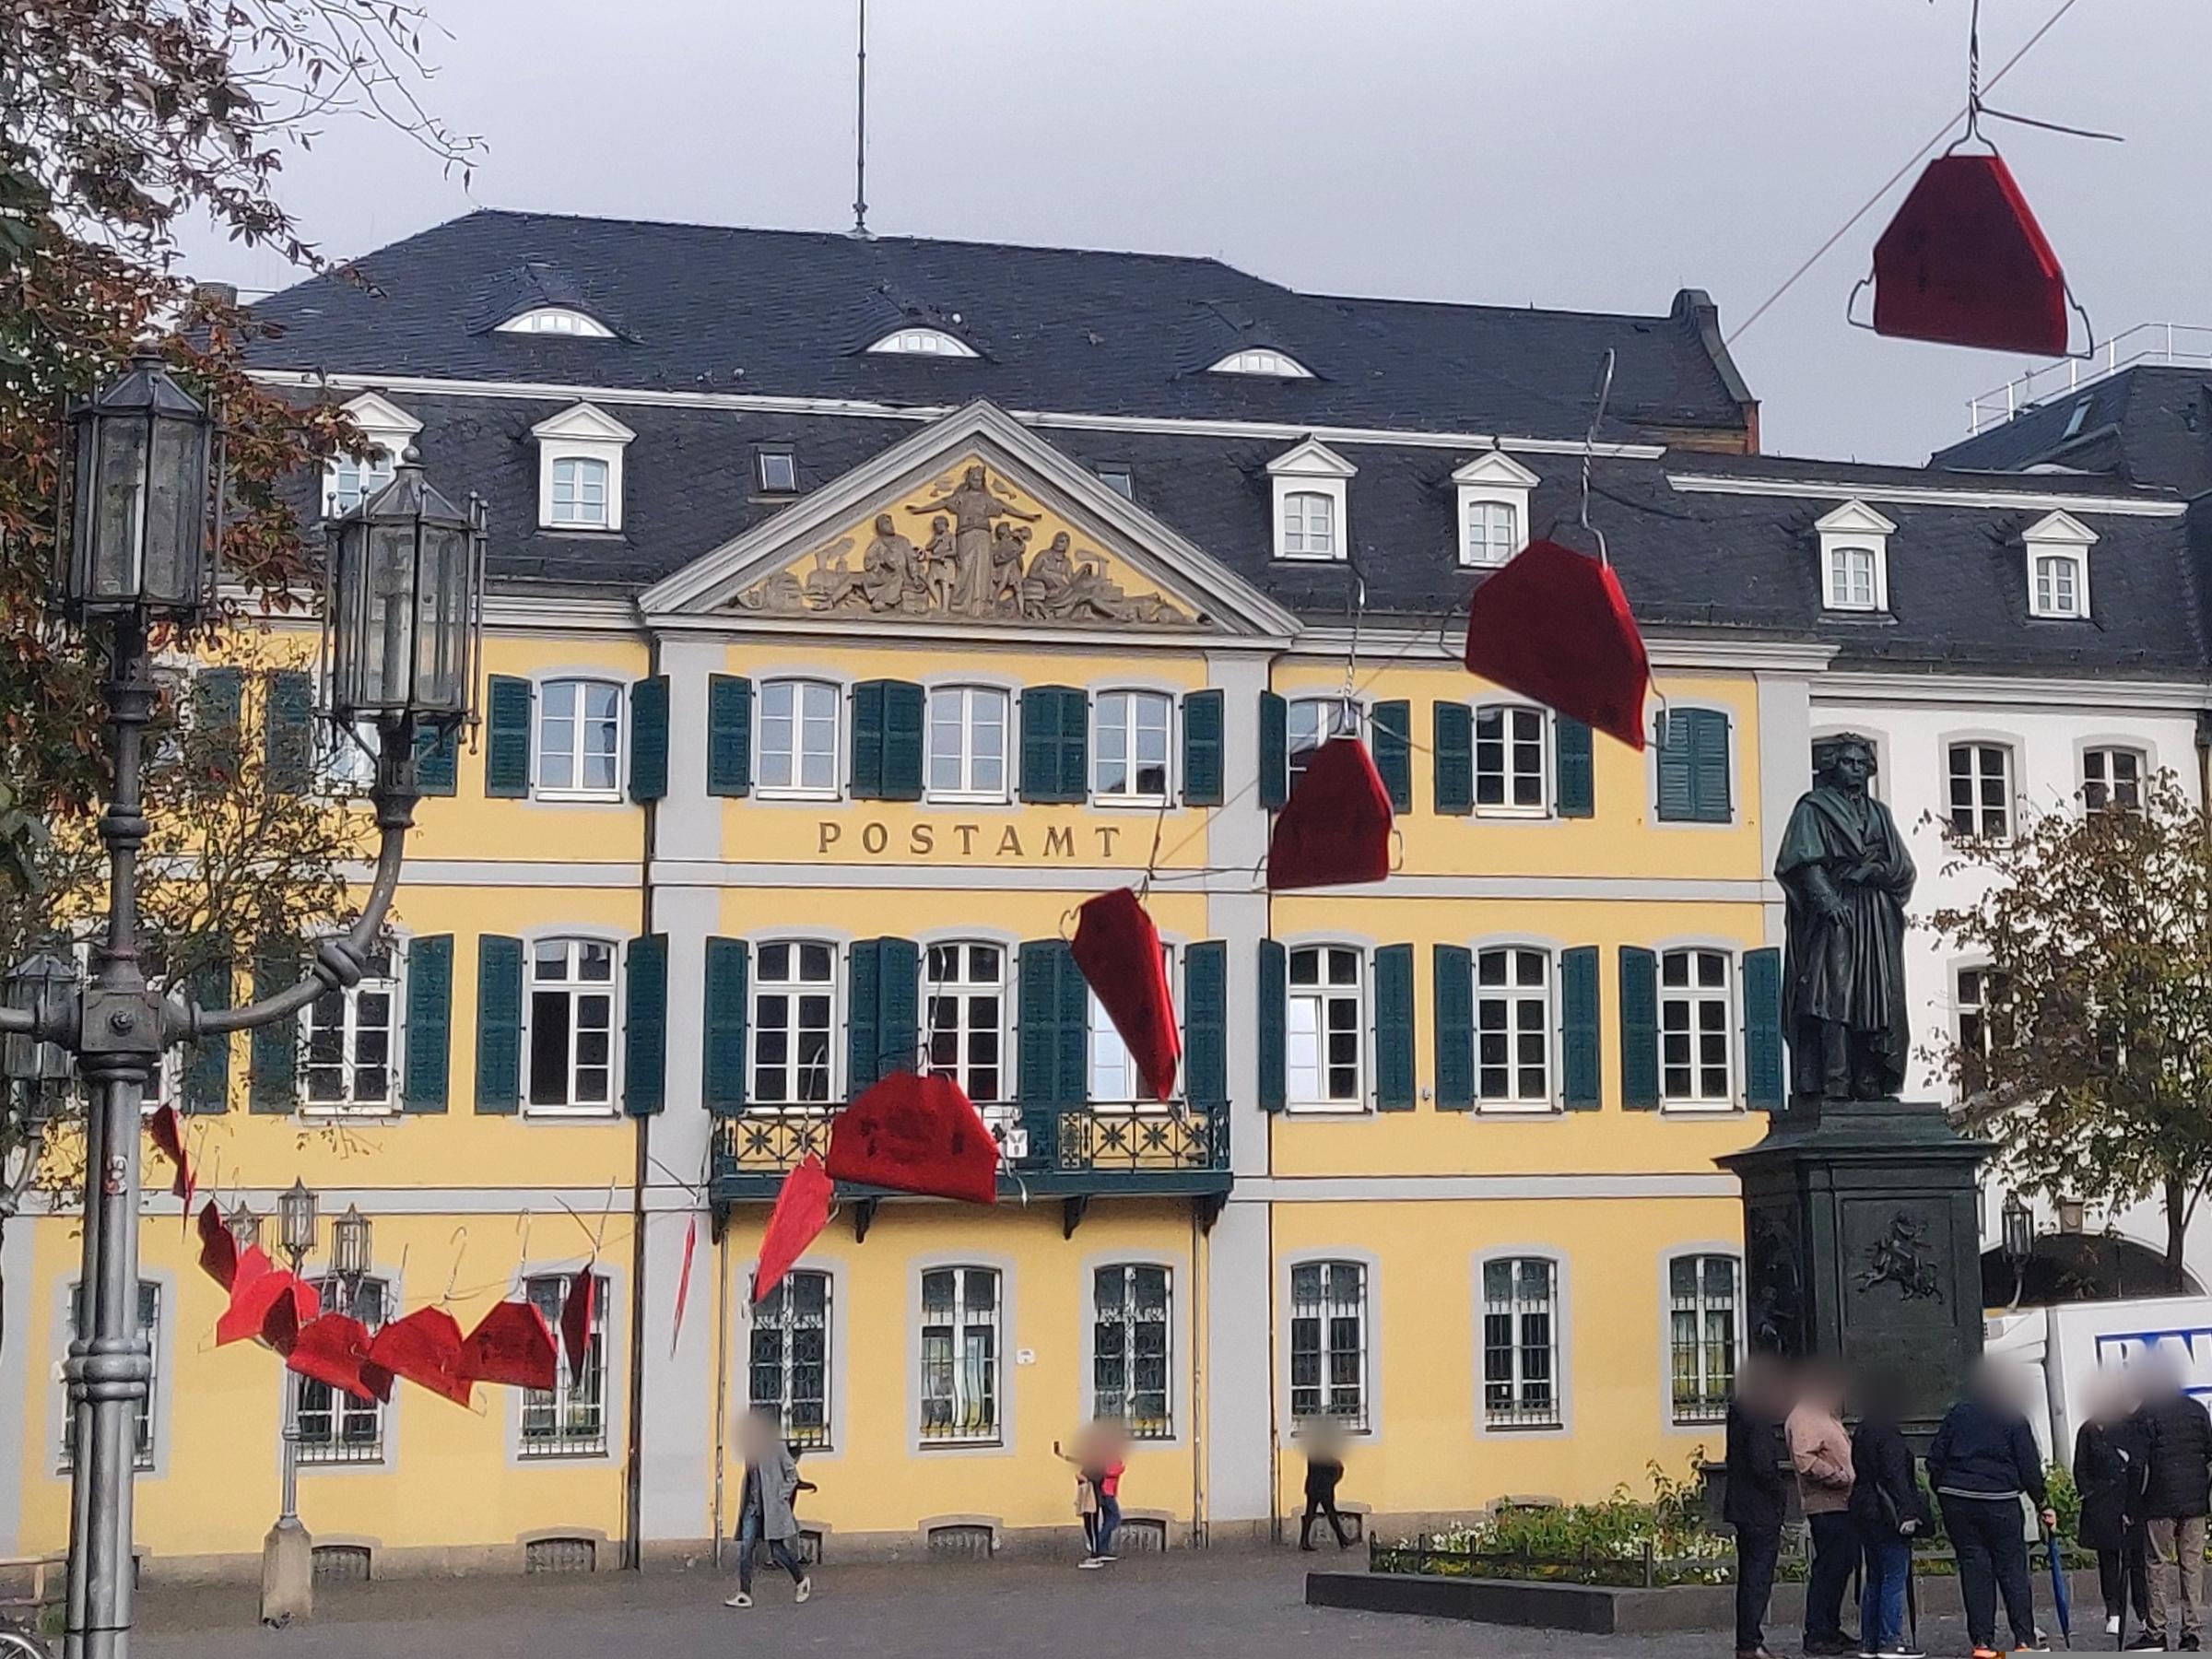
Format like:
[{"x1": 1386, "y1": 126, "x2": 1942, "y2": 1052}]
[{"x1": 133, "y1": 1551, "x2": 2016, "y2": 1659}]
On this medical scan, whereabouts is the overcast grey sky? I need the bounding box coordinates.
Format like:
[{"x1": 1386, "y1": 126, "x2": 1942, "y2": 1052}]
[{"x1": 185, "y1": 0, "x2": 2211, "y2": 463}]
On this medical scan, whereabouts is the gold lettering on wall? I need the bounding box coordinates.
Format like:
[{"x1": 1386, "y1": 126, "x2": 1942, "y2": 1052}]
[{"x1": 810, "y1": 821, "x2": 1144, "y2": 862}]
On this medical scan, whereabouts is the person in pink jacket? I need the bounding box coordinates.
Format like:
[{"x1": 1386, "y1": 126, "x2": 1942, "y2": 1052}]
[{"x1": 1788, "y1": 1360, "x2": 1859, "y2": 1655}]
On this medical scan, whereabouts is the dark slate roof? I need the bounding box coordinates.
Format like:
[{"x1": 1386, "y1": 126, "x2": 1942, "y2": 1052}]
[
  {"x1": 1934, "y1": 365, "x2": 2212, "y2": 494},
  {"x1": 247, "y1": 209, "x2": 1751, "y2": 444},
  {"x1": 341, "y1": 389, "x2": 2204, "y2": 676}
]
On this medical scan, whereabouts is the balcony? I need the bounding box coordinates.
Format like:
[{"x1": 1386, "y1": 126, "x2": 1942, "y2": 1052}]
[{"x1": 711, "y1": 1099, "x2": 1232, "y2": 1228}]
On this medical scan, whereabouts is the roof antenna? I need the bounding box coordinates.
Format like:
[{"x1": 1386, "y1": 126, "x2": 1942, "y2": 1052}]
[{"x1": 850, "y1": 0, "x2": 873, "y2": 240}]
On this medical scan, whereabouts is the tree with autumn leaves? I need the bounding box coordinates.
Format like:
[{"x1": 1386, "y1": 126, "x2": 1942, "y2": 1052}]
[
  {"x1": 0, "y1": 0, "x2": 478, "y2": 1277},
  {"x1": 1934, "y1": 772, "x2": 2212, "y2": 1293}
]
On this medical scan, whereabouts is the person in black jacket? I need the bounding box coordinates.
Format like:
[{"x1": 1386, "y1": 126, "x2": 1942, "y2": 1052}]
[
  {"x1": 1297, "y1": 1418, "x2": 1354, "y2": 1551},
  {"x1": 1726, "y1": 1354, "x2": 1794, "y2": 1659},
  {"x1": 2134, "y1": 1353, "x2": 2212, "y2": 1652},
  {"x1": 2074, "y1": 1375, "x2": 2149, "y2": 1638},
  {"x1": 1928, "y1": 1360, "x2": 2054, "y2": 1658},
  {"x1": 1851, "y1": 1371, "x2": 1930, "y2": 1659}
]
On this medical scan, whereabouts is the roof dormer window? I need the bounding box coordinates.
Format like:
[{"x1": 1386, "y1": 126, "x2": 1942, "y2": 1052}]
[
  {"x1": 756, "y1": 447, "x2": 798, "y2": 494},
  {"x1": 1209, "y1": 347, "x2": 1313, "y2": 379},
  {"x1": 323, "y1": 392, "x2": 420, "y2": 519},
  {"x1": 867, "y1": 328, "x2": 977, "y2": 358},
  {"x1": 496, "y1": 306, "x2": 615, "y2": 338},
  {"x1": 1815, "y1": 500, "x2": 1896, "y2": 615},
  {"x1": 1452, "y1": 451, "x2": 1538, "y2": 569},
  {"x1": 531, "y1": 402, "x2": 635, "y2": 533},
  {"x1": 2023, "y1": 510, "x2": 2096, "y2": 620},
  {"x1": 1266, "y1": 438, "x2": 1357, "y2": 562}
]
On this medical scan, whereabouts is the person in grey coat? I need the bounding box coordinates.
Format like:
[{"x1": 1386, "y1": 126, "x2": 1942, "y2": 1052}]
[{"x1": 725, "y1": 1409, "x2": 813, "y2": 1608}]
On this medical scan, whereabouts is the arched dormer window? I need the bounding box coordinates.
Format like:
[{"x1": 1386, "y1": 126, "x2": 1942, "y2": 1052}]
[
  {"x1": 867, "y1": 328, "x2": 978, "y2": 358},
  {"x1": 496, "y1": 307, "x2": 615, "y2": 338},
  {"x1": 1209, "y1": 347, "x2": 1313, "y2": 379}
]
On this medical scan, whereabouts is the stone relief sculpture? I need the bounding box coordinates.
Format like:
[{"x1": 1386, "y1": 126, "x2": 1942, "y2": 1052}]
[{"x1": 734, "y1": 462, "x2": 1194, "y2": 625}]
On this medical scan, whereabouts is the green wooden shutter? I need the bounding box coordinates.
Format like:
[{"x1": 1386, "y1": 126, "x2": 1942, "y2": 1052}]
[
  {"x1": 886, "y1": 682, "x2": 926, "y2": 801},
  {"x1": 402, "y1": 934, "x2": 453, "y2": 1113},
  {"x1": 850, "y1": 681, "x2": 885, "y2": 798},
  {"x1": 193, "y1": 667, "x2": 244, "y2": 782},
  {"x1": 1433, "y1": 701, "x2": 1474, "y2": 815},
  {"x1": 1554, "y1": 716, "x2": 1594, "y2": 819},
  {"x1": 847, "y1": 937, "x2": 882, "y2": 1095},
  {"x1": 703, "y1": 937, "x2": 748, "y2": 1114},
  {"x1": 628, "y1": 676, "x2": 669, "y2": 803},
  {"x1": 1182, "y1": 689, "x2": 1224, "y2": 806},
  {"x1": 1018, "y1": 939, "x2": 1079, "y2": 1103},
  {"x1": 1258, "y1": 692, "x2": 1288, "y2": 810},
  {"x1": 1560, "y1": 946, "x2": 1602, "y2": 1110},
  {"x1": 1183, "y1": 940, "x2": 1227, "y2": 1105},
  {"x1": 1433, "y1": 944, "x2": 1474, "y2": 1111},
  {"x1": 1693, "y1": 710, "x2": 1734, "y2": 824},
  {"x1": 708, "y1": 675, "x2": 753, "y2": 797},
  {"x1": 475, "y1": 935, "x2": 524, "y2": 1113},
  {"x1": 1655, "y1": 712, "x2": 1692, "y2": 822},
  {"x1": 484, "y1": 676, "x2": 534, "y2": 798},
  {"x1": 1020, "y1": 686, "x2": 1088, "y2": 804},
  {"x1": 877, "y1": 935, "x2": 920, "y2": 1076},
  {"x1": 1744, "y1": 946, "x2": 1783, "y2": 1111},
  {"x1": 1372, "y1": 701, "x2": 1413, "y2": 813},
  {"x1": 414, "y1": 724, "x2": 459, "y2": 795},
  {"x1": 1619, "y1": 946, "x2": 1660, "y2": 1109},
  {"x1": 182, "y1": 939, "x2": 233, "y2": 1114},
  {"x1": 622, "y1": 934, "x2": 668, "y2": 1115},
  {"x1": 1258, "y1": 938, "x2": 1287, "y2": 1112},
  {"x1": 249, "y1": 942, "x2": 300, "y2": 1113},
  {"x1": 265, "y1": 670, "x2": 315, "y2": 795},
  {"x1": 1056, "y1": 687, "x2": 1089, "y2": 803},
  {"x1": 1374, "y1": 943, "x2": 1416, "y2": 1110}
]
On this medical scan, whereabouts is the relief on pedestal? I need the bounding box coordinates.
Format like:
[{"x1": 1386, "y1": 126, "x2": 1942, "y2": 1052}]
[{"x1": 1855, "y1": 1211, "x2": 1945, "y2": 1302}]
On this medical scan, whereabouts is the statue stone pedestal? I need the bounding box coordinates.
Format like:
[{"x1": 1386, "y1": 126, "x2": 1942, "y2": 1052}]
[{"x1": 1720, "y1": 1097, "x2": 1990, "y2": 1444}]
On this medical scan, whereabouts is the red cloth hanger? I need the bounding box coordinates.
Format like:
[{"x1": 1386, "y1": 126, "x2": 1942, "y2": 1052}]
[
  {"x1": 755, "y1": 1155, "x2": 834, "y2": 1304},
  {"x1": 1872, "y1": 151, "x2": 2069, "y2": 356},
  {"x1": 366, "y1": 1307, "x2": 473, "y2": 1407},
  {"x1": 1268, "y1": 737, "x2": 1393, "y2": 890},
  {"x1": 827, "y1": 1071, "x2": 999, "y2": 1206},
  {"x1": 1070, "y1": 888, "x2": 1180, "y2": 1103},
  {"x1": 1463, "y1": 538, "x2": 1650, "y2": 751},
  {"x1": 458, "y1": 1300, "x2": 559, "y2": 1391}
]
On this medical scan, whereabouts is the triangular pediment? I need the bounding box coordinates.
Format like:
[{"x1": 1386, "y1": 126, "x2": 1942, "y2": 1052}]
[
  {"x1": 1451, "y1": 449, "x2": 1539, "y2": 488},
  {"x1": 531, "y1": 401, "x2": 634, "y2": 444},
  {"x1": 641, "y1": 401, "x2": 1298, "y2": 639},
  {"x1": 342, "y1": 391, "x2": 421, "y2": 438},
  {"x1": 1814, "y1": 499, "x2": 1898, "y2": 536},
  {"x1": 2022, "y1": 509, "x2": 2098, "y2": 547}
]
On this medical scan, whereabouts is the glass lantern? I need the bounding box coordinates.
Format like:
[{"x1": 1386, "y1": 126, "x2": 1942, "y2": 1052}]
[
  {"x1": 2000, "y1": 1193, "x2": 2034, "y2": 1265},
  {"x1": 63, "y1": 353, "x2": 218, "y2": 618},
  {"x1": 226, "y1": 1203, "x2": 264, "y2": 1253},
  {"x1": 277, "y1": 1178, "x2": 319, "y2": 1264},
  {"x1": 329, "y1": 1205, "x2": 373, "y2": 1280},
  {"x1": 2, "y1": 951, "x2": 78, "y2": 1087},
  {"x1": 324, "y1": 447, "x2": 483, "y2": 725}
]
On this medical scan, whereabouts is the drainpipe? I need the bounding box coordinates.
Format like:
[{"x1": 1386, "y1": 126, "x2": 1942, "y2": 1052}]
[{"x1": 622, "y1": 629, "x2": 663, "y2": 1571}]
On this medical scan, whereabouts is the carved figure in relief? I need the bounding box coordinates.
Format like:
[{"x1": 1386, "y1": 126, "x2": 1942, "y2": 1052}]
[
  {"x1": 990, "y1": 522, "x2": 1031, "y2": 614},
  {"x1": 922, "y1": 515, "x2": 957, "y2": 611},
  {"x1": 799, "y1": 539, "x2": 865, "y2": 611},
  {"x1": 862, "y1": 513, "x2": 923, "y2": 613},
  {"x1": 905, "y1": 462, "x2": 1039, "y2": 615}
]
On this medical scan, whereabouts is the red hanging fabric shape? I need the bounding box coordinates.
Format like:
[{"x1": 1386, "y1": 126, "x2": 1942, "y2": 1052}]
[
  {"x1": 366, "y1": 1306, "x2": 473, "y2": 1407},
  {"x1": 214, "y1": 1250, "x2": 289, "y2": 1347},
  {"x1": 754, "y1": 1154, "x2": 834, "y2": 1304},
  {"x1": 1871, "y1": 152, "x2": 2068, "y2": 357},
  {"x1": 559, "y1": 1271, "x2": 595, "y2": 1379},
  {"x1": 260, "y1": 1277, "x2": 322, "y2": 1357},
  {"x1": 147, "y1": 1105, "x2": 193, "y2": 1210},
  {"x1": 1267, "y1": 737, "x2": 1394, "y2": 891},
  {"x1": 1070, "y1": 888, "x2": 1180, "y2": 1102},
  {"x1": 826, "y1": 1071, "x2": 999, "y2": 1206},
  {"x1": 195, "y1": 1200, "x2": 239, "y2": 1291},
  {"x1": 458, "y1": 1300, "x2": 559, "y2": 1391},
  {"x1": 671, "y1": 1214, "x2": 698, "y2": 1357},
  {"x1": 1462, "y1": 538, "x2": 1650, "y2": 752},
  {"x1": 287, "y1": 1314, "x2": 390, "y2": 1406}
]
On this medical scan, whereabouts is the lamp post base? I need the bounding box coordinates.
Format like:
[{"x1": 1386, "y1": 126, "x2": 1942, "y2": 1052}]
[{"x1": 259, "y1": 1517, "x2": 313, "y2": 1628}]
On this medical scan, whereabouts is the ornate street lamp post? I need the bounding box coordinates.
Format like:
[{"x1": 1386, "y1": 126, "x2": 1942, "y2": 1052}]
[
  {"x1": 0, "y1": 357, "x2": 482, "y2": 1659},
  {"x1": 2002, "y1": 1192, "x2": 2035, "y2": 1309}
]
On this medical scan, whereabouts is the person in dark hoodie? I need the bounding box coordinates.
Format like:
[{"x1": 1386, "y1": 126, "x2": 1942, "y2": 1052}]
[
  {"x1": 1726, "y1": 1353, "x2": 1794, "y2": 1659},
  {"x1": 1850, "y1": 1369, "x2": 1930, "y2": 1659},
  {"x1": 2074, "y1": 1373, "x2": 2149, "y2": 1640},
  {"x1": 1928, "y1": 1359, "x2": 2053, "y2": 1659},
  {"x1": 2134, "y1": 1350, "x2": 2212, "y2": 1653}
]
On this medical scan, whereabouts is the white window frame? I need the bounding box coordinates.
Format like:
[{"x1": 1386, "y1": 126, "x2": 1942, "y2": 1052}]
[
  {"x1": 548, "y1": 456, "x2": 610, "y2": 529},
  {"x1": 495, "y1": 306, "x2": 615, "y2": 337},
  {"x1": 300, "y1": 940, "x2": 405, "y2": 1115},
  {"x1": 1088, "y1": 946, "x2": 1175, "y2": 1108},
  {"x1": 321, "y1": 392, "x2": 419, "y2": 519},
  {"x1": 524, "y1": 936, "x2": 619, "y2": 1115},
  {"x1": 924, "y1": 940, "x2": 1009, "y2": 1107},
  {"x1": 757, "y1": 678, "x2": 841, "y2": 800},
  {"x1": 1947, "y1": 740, "x2": 2016, "y2": 840},
  {"x1": 295, "y1": 1275, "x2": 390, "y2": 1463},
  {"x1": 1954, "y1": 960, "x2": 2010, "y2": 1097},
  {"x1": 1288, "y1": 697, "x2": 1361, "y2": 799},
  {"x1": 918, "y1": 1265, "x2": 1002, "y2": 1445},
  {"x1": 1474, "y1": 945, "x2": 1555, "y2": 1112},
  {"x1": 749, "y1": 938, "x2": 838, "y2": 1111},
  {"x1": 2082, "y1": 744, "x2": 2146, "y2": 814},
  {"x1": 1659, "y1": 947, "x2": 1735, "y2": 1110},
  {"x1": 534, "y1": 677, "x2": 625, "y2": 802},
  {"x1": 756, "y1": 447, "x2": 799, "y2": 493},
  {"x1": 2023, "y1": 510, "x2": 2097, "y2": 620},
  {"x1": 1453, "y1": 450, "x2": 1537, "y2": 568},
  {"x1": 520, "y1": 1270, "x2": 609, "y2": 1457},
  {"x1": 924, "y1": 685, "x2": 1010, "y2": 804},
  {"x1": 1267, "y1": 438, "x2": 1356, "y2": 562},
  {"x1": 1473, "y1": 702, "x2": 1550, "y2": 818},
  {"x1": 531, "y1": 402, "x2": 634, "y2": 532},
  {"x1": 64, "y1": 1280, "x2": 159, "y2": 1472},
  {"x1": 1092, "y1": 688, "x2": 1172, "y2": 806},
  {"x1": 1091, "y1": 1263, "x2": 1173, "y2": 1440},
  {"x1": 1208, "y1": 347, "x2": 1314, "y2": 378},
  {"x1": 1287, "y1": 1258, "x2": 1369, "y2": 1431},
  {"x1": 1815, "y1": 500, "x2": 1895, "y2": 614},
  {"x1": 1287, "y1": 944, "x2": 1367, "y2": 1112},
  {"x1": 314, "y1": 716, "x2": 382, "y2": 796},
  {"x1": 1480, "y1": 1254, "x2": 1562, "y2": 1431},
  {"x1": 867, "y1": 327, "x2": 978, "y2": 358},
  {"x1": 749, "y1": 1268, "x2": 833, "y2": 1451},
  {"x1": 1666, "y1": 1253, "x2": 1740, "y2": 1428}
]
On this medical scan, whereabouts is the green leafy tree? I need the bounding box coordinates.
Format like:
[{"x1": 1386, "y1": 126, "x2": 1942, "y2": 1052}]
[{"x1": 1932, "y1": 772, "x2": 2212, "y2": 1291}]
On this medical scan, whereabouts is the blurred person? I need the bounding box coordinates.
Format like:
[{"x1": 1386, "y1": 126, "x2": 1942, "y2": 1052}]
[
  {"x1": 2073, "y1": 1372, "x2": 2148, "y2": 1638},
  {"x1": 2134, "y1": 1350, "x2": 2212, "y2": 1652},
  {"x1": 1929, "y1": 1360, "x2": 2053, "y2": 1658},
  {"x1": 1727, "y1": 1352, "x2": 1794, "y2": 1659},
  {"x1": 1791, "y1": 1358, "x2": 1860, "y2": 1655},
  {"x1": 1055, "y1": 1421, "x2": 1129, "y2": 1568},
  {"x1": 1297, "y1": 1418, "x2": 1355, "y2": 1551},
  {"x1": 724, "y1": 1408, "x2": 811, "y2": 1610},
  {"x1": 1850, "y1": 1369, "x2": 1929, "y2": 1659}
]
